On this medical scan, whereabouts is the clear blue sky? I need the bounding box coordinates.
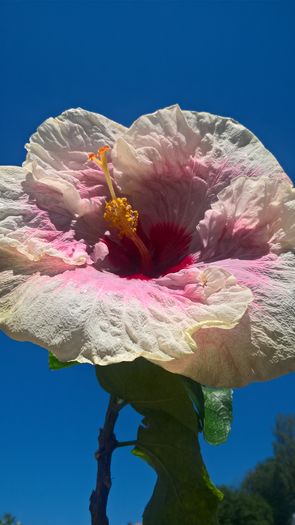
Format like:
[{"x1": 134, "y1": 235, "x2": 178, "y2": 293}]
[{"x1": 0, "y1": 1, "x2": 294, "y2": 524}]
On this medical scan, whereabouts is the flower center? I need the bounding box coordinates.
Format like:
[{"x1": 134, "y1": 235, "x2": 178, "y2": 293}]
[
  {"x1": 88, "y1": 146, "x2": 152, "y2": 273},
  {"x1": 104, "y1": 222, "x2": 194, "y2": 279}
]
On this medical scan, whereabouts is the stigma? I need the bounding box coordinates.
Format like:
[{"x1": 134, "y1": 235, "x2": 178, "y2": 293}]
[{"x1": 88, "y1": 146, "x2": 152, "y2": 273}]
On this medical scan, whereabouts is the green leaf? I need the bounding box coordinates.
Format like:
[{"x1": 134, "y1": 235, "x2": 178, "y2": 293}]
[
  {"x1": 96, "y1": 358, "x2": 199, "y2": 434},
  {"x1": 182, "y1": 380, "x2": 233, "y2": 445},
  {"x1": 202, "y1": 387, "x2": 233, "y2": 445},
  {"x1": 48, "y1": 352, "x2": 78, "y2": 371},
  {"x1": 96, "y1": 358, "x2": 222, "y2": 525},
  {"x1": 135, "y1": 412, "x2": 221, "y2": 525},
  {"x1": 182, "y1": 377, "x2": 205, "y2": 429},
  {"x1": 181, "y1": 379, "x2": 233, "y2": 445}
]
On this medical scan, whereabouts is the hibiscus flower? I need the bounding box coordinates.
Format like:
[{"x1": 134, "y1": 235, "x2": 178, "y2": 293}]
[{"x1": 1, "y1": 105, "x2": 294, "y2": 387}]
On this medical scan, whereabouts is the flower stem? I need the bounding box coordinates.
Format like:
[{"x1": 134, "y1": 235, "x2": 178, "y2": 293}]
[
  {"x1": 115, "y1": 440, "x2": 137, "y2": 448},
  {"x1": 89, "y1": 395, "x2": 125, "y2": 525}
]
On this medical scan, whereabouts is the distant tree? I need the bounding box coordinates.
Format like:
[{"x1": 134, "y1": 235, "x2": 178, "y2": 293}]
[
  {"x1": 242, "y1": 414, "x2": 295, "y2": 525},
  {"x1": 218, "y1": 486, "x2": 274, "y2": 525},
  {"x1": 242, "y1": 459, "x2": 276, "y2": 510},
  {"x1": 0, "y1": 515, "x2": 21, "y2": 525},
  {"x1": 273, "y1": 413, "x2": 295, "y2": 520}
]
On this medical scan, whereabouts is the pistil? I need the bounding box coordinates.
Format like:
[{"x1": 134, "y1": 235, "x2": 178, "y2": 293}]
[{"x1": 88, "y1": 146, "x2": 152, "y2": 273}]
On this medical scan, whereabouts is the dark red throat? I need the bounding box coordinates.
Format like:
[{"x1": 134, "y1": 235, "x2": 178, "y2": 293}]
[{"x1": 104, "y1": 221, "x2": 194, "y2": 279}]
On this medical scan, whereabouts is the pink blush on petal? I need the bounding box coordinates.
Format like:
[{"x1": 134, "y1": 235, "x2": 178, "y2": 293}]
[{"x1": 208, "y1": 254, "x2": 277, "y2": 289}]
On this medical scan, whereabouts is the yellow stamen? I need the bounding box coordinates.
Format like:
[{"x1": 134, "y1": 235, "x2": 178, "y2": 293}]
[
  {"x1": 104, "y1": 197, "x2": 138, "y2": 238},
  {"x1": 104, "y1": 197, "x2": 151, "y2": 270},
  {"x1": 88, "y1": 145, "x2": 152, "y2": 273}
]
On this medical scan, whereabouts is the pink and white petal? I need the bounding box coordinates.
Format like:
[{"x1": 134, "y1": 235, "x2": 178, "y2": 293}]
[
  {"x1": 163, "y1": 254, "x2": 295, "y2": 387},
  {"x1": 23, "y1": 108, "x2": 126, "y2": 210},
  {"x1": 0, "y1": 265, "x2": 252, "y2": 367},
  {"x1": 155, "y1": 266, "x2": 253, "y2": 337},
  {"x1": 182, "y1": 110, "x2": 288, "y2": 194},
  {"x1": 0, "y1": 166, "x2": 91, "y2": 271},
  {"x1": 129, "y1": 176, "x2": 208, "y2": 237},
  {"x1": 25, "y1": 163, "x2": 85, "y2": 216},
  {"x1": 112, "y1": 105, "x2": 201, "y2": 183},
  {"x1": 198, "y1": 176, "x2": 295, "y2": 260},
  {"x1": 112, "y1": 106, "x2": 288, "y2": 238},
  {"x1": 24, "y1": 108, "x2": 126, "y2": 174},
  {"x1": 112, "y1": 106, "x2": 208, "y2": 233},
  {"x1": 113, "y1": 106, "x2": 288, "y2": 191}
]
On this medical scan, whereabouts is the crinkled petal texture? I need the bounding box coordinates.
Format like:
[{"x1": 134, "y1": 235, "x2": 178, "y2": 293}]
[
  {"x1": 163, "y1": 254, "x2": 295, "y2": 386},
  {"x1": 1, "y1": 105, "x2": 295, "y2": 387},
  {"x1": 112, "y1": 105, "x2": 287, "y2": 237},
  {"x1": 0, "y1": 166, "x2": 90, "y2": 271},
  {"x1": 0, "y1": 266, "x2": 252, "y2": 367}
]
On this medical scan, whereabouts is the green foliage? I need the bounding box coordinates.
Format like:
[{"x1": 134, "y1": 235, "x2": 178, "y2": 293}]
[
  {"x1": 49, "y1": 353, "x2": 234, "y2": 522},
  {"x1": 182, "y1": 377, "x2": 205, "y2": 425},
  {"x1": 96, "y1": 358, "x2": 200, "y2": 434},
  {"x1": 242, "y1": 414, "x2": 295, "y2": 525},
  {"x1": 96, "y1": 358, "x2": 222, "y2": 525},
  {"x1": 220, "y1": 414, "x2": 295, "y2": 525},
  {"x1": 183, "y1": 379, "x2": 233, "y2": 445},
  {"x1": 135, "y1": 411, "x2": 220, "y2": 525},
  {"x1": 0, "y1": 515, "x2": 21, "y2": 525},
  {"x1": 242, "y1": 459, "x2": 276, "y2": 512},
  {"x1": 48, "y1": 352, "x2": 78, "y2": 370},
  {"x1": 273, "y1": 413, "x2": 295, "y2": 520},
  {"x1": 218, "y1": 487, "x2": 274, "y2": 525},
  {"x1": 202, "y1": 387, "x2": 233, "y2": 445}
]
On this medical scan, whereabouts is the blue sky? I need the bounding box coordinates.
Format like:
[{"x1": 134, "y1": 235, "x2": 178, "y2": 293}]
[{"x1": 0, "y1": 1, "x2": 294, "y2": 524}]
